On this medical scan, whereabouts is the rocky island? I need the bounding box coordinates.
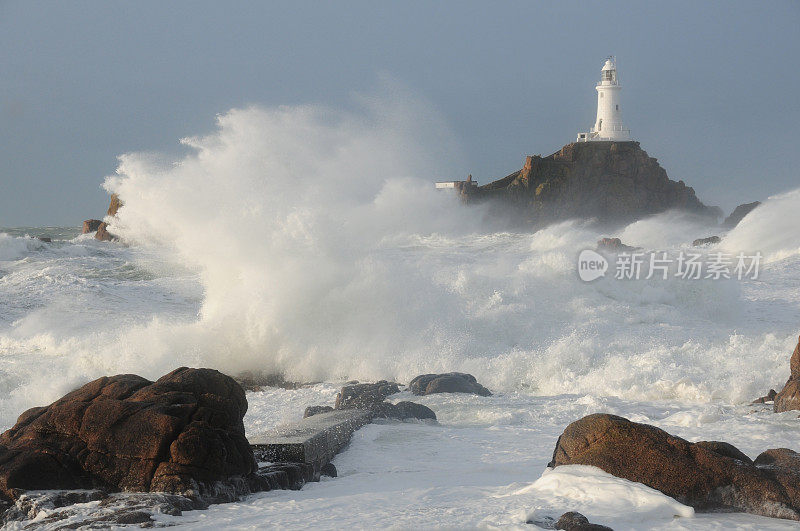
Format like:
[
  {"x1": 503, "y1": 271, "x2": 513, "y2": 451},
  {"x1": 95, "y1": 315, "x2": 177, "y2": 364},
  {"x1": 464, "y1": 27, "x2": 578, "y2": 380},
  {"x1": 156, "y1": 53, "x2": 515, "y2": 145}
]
[{"x1": 462, "y1": 141, "x2": 720, "y2": 227}]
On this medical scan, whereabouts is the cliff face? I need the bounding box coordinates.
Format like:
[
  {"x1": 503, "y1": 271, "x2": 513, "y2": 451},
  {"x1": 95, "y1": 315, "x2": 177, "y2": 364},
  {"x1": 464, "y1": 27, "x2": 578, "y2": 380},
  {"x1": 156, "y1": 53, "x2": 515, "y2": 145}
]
[{"x1": 466, "y1": 141, "x2": 718, "y2": 226}]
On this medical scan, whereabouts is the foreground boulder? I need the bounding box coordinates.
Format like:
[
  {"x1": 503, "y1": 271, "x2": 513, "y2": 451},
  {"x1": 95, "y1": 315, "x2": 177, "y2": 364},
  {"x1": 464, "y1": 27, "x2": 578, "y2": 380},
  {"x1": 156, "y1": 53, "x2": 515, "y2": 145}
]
[
  {"x1": 774, "y1": 336, "x2": 800, "y2": 412},
  {"x1": 0, "y1": 367, "x2": 261, "y2": 504},
  {"x1": 723, "y1": 201, "x2": 760, "y2": 229},
  {"x1": 409, "y1": 373, "x2": 491, "y2": 397},
  {"x1": 550, "y1": 413, "x2": 800, "y2": 520}
]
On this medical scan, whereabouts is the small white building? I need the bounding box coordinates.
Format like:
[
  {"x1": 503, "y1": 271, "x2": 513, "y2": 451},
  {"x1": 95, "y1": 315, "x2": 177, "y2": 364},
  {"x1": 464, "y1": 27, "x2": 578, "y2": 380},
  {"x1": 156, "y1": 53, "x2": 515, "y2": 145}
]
[
  {"x1": 435, "y1": 174, "x2": 477, "y2": 190},
  {"x1": 577, "y1": 57, "x2": 631, "y2": 142}
]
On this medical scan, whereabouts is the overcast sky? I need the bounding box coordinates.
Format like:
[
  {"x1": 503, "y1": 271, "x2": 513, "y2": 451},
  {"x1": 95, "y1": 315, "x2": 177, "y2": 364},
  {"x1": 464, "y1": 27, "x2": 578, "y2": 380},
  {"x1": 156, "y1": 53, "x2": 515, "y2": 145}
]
[{"x1": 1, "y1": 1, "x2": 798, "y2": 226}]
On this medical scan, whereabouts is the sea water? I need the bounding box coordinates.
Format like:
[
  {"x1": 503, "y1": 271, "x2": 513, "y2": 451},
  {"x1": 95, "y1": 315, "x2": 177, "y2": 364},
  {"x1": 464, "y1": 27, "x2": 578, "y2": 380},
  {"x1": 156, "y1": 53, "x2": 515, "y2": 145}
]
[{"x1": 1, "y1": 101, "x2": 800, "y2": 529}]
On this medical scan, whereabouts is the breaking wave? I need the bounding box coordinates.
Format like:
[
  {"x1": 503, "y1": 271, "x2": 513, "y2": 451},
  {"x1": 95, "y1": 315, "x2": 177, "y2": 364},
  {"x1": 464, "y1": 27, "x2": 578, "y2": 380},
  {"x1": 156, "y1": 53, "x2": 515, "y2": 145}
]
[{"x1": 1, "y1": 96, "x2": 800, "y2": 429}]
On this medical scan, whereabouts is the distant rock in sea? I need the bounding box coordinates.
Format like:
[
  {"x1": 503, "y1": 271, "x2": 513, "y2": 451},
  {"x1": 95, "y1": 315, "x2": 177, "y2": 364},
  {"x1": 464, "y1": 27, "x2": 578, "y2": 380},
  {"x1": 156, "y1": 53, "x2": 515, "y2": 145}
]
[
  {"x1": 723, "y1": 201, "x2": 761, "y2": 229},
  {"x1": 462, "y1": 141, "x2": 720, "y2": 227}
]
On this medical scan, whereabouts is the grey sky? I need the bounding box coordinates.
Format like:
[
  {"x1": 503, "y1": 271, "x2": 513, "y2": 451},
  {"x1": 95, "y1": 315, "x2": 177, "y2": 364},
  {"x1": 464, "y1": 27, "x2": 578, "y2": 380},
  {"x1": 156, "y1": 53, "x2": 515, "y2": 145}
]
[{"x1": 1, "y1": 1, "x2": 798, "y2": 226}]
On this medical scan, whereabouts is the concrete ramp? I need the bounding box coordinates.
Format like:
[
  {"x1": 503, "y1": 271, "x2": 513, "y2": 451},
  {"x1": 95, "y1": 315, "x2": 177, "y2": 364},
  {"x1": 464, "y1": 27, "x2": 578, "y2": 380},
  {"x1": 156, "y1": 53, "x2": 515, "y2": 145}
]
[{"x1": 250, "y1": 409, "x2": 372, "y2": 473}]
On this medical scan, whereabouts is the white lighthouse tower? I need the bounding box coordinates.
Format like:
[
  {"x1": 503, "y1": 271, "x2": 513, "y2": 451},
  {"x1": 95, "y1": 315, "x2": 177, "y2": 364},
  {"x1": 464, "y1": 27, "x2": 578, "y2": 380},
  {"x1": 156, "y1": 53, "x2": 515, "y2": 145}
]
[{"x1": 577, "y1": 57, "x2": 631, "y2": 142}]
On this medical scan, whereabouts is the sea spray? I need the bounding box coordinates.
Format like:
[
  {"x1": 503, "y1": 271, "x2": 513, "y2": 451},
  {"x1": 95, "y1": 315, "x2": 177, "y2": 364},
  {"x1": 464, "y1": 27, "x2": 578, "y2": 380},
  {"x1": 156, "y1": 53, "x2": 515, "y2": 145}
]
[
  {"x1": 1, "y1": 102, "x2": 800, "y2": 431},
  {"x1": 722, "y1": 188, "x2": 800, "y2": 262}
]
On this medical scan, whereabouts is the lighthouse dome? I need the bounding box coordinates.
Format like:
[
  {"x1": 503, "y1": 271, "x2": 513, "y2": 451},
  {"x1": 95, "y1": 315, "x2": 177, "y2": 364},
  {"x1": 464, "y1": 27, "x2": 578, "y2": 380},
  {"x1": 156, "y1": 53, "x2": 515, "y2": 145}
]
[{"x1": 602, "y1": 59, "x2": 615, "y2": 71}]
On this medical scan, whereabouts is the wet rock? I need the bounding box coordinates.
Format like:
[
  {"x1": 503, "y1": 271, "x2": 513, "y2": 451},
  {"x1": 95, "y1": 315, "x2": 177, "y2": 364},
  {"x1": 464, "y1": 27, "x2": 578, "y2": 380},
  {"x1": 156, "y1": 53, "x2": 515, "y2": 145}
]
[
  {"x1": 549, "y1": 413, "x2": 800, "y2": 520},
  {"x1": 775, "y1": 336, "x2": 800, "y2": 412},
  {"x1": 94, "y1": 222, "x2": 114, "y2": 241},
  {"x1": 334, "y1": 380, "x2": 400, "y2": 409},
  {"x1": 723, "y1": 201, "x2": 760, "y2": 229},
  {"x1": 304, "y1": 405, "x2": 334, "y2": 418},
  {"x1": 692, "y1": 236, "x2": 721, "y2": 246},
  {"x1": 371, "y1": 401, "x2": 436, "y2": 421},
  {"x1": 107, "y1": 193, "x2": 123, "y2": 217},
  {"x1": 320, "y1": 463, "x2": 337, "y2": 478},
  {"x1": 82, "y1": 219, "x2": 103, "y2": 234},
  {"x1": 37, "y1": 236, "x2": 52, "y2": 243},
  {"x1": 393, "y1": 401, "x2": 437, "y2": 420},
  {"x1": 752, "y1": 389, "x2": 777, "y2": 404},
  {"x1": 693, "y1": 441, "x2": 753, "y2": 464},
  {"x1": 409, "y1": 373, "x2": 491, "y2": 397},
  {"x1": 555, "y1": 511, "x2": 613, "y2": 530},
  {"x1": 596, "y1": 237, "x2": 637, "y2": 252},
  {"x1": 0, "y1": 368, "x2": 260, "y2": 503}
]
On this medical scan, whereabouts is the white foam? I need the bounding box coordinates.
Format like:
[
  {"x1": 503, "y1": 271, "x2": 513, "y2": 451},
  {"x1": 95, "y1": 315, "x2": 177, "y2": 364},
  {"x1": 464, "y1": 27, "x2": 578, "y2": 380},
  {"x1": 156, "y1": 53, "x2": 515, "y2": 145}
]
[{"x1": 523, "y1": 465, "x2": 694, "y2": 527}]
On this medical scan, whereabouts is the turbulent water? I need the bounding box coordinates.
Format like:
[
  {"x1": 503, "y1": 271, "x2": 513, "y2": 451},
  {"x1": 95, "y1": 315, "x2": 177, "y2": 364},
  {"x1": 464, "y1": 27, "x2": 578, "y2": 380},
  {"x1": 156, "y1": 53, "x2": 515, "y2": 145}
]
[{"x1": 2, "y1": 103, "x2": 800, "y2": 529}]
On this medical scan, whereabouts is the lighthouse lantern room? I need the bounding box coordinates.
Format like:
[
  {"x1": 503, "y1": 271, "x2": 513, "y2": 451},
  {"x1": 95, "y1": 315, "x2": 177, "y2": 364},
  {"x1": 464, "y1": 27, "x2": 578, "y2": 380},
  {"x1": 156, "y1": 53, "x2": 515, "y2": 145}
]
[{"x1": 577, "y1": 56, "x2": 631, "y2": 142}]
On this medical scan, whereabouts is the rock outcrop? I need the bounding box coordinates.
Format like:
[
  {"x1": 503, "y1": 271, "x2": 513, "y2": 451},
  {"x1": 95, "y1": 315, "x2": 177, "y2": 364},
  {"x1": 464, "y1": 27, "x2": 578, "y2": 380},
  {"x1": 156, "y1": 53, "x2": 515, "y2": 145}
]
[
  {"x1": 107, "y1": 193, "x2": 123, "y2": 217},
  {"x1": 0, "y1": 368, "x2": 262, "y2": 504},
  {"x1": 81, "y1": 219, "x2": 102, "y2": 234},
  {"x1": 549, "y1": 413, "x2": 800, "y2": 520},
  {"x1": 464, "y1": 142, "x2": 718, "y2": 227},
  {"x1": 774, "y1": 336, "x2": 800, "y2": 412},
  {"x1": 94, "y1": 222, "x2": 114, "y2": 241},
  {"x1": 723, "y1": 201, "x2": 760, "y2": 229},
  {"x1": 409, "y1": 373, "x2": 491, "y2": 397}
]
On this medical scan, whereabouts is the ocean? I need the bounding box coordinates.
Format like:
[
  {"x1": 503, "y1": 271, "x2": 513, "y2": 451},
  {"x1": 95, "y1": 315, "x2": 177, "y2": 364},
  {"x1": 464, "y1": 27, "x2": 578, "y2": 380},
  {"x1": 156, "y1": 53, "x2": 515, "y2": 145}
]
[{"x1": 1, "y1": 103, "x2": 800, "y2": 529}]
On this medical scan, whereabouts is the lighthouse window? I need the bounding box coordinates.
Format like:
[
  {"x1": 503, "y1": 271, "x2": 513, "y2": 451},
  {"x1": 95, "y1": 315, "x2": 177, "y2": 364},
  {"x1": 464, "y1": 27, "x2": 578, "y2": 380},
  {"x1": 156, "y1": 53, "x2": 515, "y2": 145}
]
[
  {"x1": 600, "y1": 93, "x2": 603, "y2": 98},
  {"x1": 603, "y1": 71, "x2": 613, "y2": 81}
]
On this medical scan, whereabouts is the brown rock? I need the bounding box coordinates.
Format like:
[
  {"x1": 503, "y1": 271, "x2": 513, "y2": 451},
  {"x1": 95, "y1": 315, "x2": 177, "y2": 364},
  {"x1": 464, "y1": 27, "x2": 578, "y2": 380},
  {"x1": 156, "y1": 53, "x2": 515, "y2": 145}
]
[
  {"x1": 107, "y1": 194, "x2": 123, "y2": 217},
  {"x1": 0, "y1": 368, "x2": 259, "y2": 503},
  {"x1": 409, "y1": 373, "x2": 491, "y2": 397},
  {"x1": 82, "y1": 219, "x2": 103, "y2": 234},
  {"x1": 774, "y1": 336, "x2": 800, "y2": 412},
  {"x1": 555, "y1": 511, "x2": 613, "y2": 531},
  {"x1": 95, "y1": 222, "x2": 114, "y2": 241},
  {"x1": 549, "y1": 413, "x2": 800, "y2": 520}
]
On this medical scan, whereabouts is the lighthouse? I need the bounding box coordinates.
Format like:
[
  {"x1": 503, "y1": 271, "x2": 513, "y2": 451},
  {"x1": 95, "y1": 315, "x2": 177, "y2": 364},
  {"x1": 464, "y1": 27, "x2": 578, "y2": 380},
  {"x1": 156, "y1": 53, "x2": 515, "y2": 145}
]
[{"x1": 577, "y1": 57, "x2": 631, "y2": 142}]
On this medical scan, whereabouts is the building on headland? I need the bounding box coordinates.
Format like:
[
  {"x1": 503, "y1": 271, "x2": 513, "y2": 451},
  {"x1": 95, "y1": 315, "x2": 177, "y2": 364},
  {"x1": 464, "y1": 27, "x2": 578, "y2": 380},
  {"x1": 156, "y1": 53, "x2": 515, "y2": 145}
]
[
  {"x1": 435, "y1": 174, "x2": 477, "y2": 191},
  {"x1": 577, "y1": 56, "x2": 631, "y2": 142}
]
